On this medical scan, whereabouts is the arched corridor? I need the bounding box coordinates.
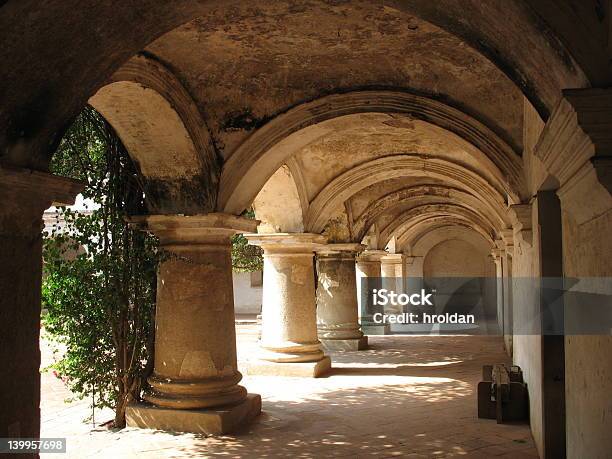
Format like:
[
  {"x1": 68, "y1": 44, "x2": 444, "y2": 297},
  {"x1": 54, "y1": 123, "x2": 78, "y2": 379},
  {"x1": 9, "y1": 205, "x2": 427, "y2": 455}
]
[{"x1": 2, "y1": 2, "x2": 612, "y2": 458}]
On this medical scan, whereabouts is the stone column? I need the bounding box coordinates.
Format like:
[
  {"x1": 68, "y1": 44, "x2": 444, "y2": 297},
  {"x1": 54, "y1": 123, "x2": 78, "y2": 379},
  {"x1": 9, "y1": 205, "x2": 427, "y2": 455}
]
[
  {"x1": 500, "y1": 230, "x2": 514, "y2": 357},
  {"x1": 315, "y1": 243, "x2": 368, "y2": 351},
  {"x1": 245, "y1": 233, "x2": 331, "y2": 377},
  {"x1": 0, "y1": 166, "x2": 83, "y2": 443},
  {"x1": 380, "y1": 253, "x2": 404, "y2": 314},
  {"x1": 404, "y1": 255, "x2": 424, "y2": 277},
  {"x1": 356, "y1": 249, "x2": 390, "y2": 335},
  {"x1": 491, "y1": 248, "x2": 505, "y2": 336},
  {"x1": 125, "y1": 213, "x2": 261, "y2": 435}
]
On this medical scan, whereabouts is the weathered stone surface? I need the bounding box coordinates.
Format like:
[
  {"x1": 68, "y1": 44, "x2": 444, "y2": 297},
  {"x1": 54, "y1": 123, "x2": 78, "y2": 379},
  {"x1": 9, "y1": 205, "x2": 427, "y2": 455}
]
[
  {"x1": 131, "y1": 214, "x2": 259, "y2": 417},
  {"x1": 245, "y1": 357, "x2": 331, "y2": 378},
  {"x1": 246, "y1": 233, "x2": 331, "y2": 375},
  {"x1": 126, "y1": 393, "x2": 262, "y2": 435},
  {"x1": 316, "y1": 244, "x2": 367, "y2": 351},
  {"x1": 2, "y1": 3, "x2": 612, "y2": 457},
  {"x1": 0, "y1": 167, "x2": 82, "y2": 442}
]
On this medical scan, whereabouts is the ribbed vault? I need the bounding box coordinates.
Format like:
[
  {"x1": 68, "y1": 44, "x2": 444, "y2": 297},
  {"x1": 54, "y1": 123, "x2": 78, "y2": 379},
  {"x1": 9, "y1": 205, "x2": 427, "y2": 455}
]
[{"x1": 220, "y1": 91, "x2": 525, "y2": 215}]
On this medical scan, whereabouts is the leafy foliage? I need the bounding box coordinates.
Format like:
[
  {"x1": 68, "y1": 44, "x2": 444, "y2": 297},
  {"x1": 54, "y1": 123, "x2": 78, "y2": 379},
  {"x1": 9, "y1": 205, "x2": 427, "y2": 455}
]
[
  {"x1": 231, "y1": 209, "x2": 263, "y2": 273},
  {"x1": 42, "y1": 107, "x2": 158, "y2": 427},
  {"x1": 41, "y1": 107, "x2": 263, "y2": 428}
]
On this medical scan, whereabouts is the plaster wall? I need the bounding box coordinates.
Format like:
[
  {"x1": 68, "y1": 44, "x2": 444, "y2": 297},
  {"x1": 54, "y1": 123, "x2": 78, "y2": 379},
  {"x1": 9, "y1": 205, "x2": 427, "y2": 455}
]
[
  {"x1": 232, "y1": 272, "x2": 263, "y2": 315},
  {"x1": 562, "y1": 209, "x2": 612, "y2": 459},
  {"x1": 422, "y1": 238, "x2": 495, "y2": 320},
  {"x1": 511, "y1": 203, "x2": 543, "y2": 457},
  {"x1": 423, "y1": 239, "x2": 488, "y2": 278}
]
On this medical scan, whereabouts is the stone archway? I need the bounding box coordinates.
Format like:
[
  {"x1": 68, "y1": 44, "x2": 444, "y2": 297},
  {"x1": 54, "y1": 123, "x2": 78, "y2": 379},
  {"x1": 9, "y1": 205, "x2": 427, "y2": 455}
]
[
  {"x1": 220, "y1": 91, "x2": 526, "y2": 215},
  {"x1": 89, "y1": 54, "x2": 219, "y2": 213}
]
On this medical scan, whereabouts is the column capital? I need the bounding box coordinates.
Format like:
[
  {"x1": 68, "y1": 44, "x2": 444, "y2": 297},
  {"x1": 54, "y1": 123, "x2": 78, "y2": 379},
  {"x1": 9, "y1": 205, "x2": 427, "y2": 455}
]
[
  {"x1": 0, "y1": 165, "x2": 84, "y2": 236},
  {"x1": 500, "y1": 229, "x2": 514, "y2": 256},
  {"x1": 381, "y1": 253, "x2": 404, "y2": 264},
  {"x1": 357, "y1": 249, "x2": 387, "y2": 263},
  {"x1": 0, "y1": 164, "x2": 84, "y2": 206},
  {"x1": 509, "y1": 203, "x2": 533, "y2": 248},
  {"x1": 534, "y1": 88, "x2": 612, "y2": 224},
  {"x1": 315, "y1": 243, "x2": 365, "y2": 256},
  {"x1": 129, "y1": 213, "x2": 258, "y2": 246},
  {"x1": 245, "y1": 232, "x2": 326, "y2": 253}
]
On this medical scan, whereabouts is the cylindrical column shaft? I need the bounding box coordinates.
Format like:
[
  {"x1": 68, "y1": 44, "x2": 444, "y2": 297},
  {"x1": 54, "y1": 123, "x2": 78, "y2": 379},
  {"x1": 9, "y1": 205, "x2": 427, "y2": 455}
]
[
  {"x1": 136, "y1": 214, "x2": 257, "y2": 410},
  {"x1": 0, "y1": 168, "x2": 82, "y2": 443},
  {"x1": 380, "y1": 253, "x2": 404, "y2": 314},
  {"x1": 316, "y1": 244, "x2": 368, "y2": 351},
  {"x1": 356, "y1": 250, "x2": 390, "y2": 335},
  {"x1": 245, "y1": 233, "x2": 331, "y2": 377}
]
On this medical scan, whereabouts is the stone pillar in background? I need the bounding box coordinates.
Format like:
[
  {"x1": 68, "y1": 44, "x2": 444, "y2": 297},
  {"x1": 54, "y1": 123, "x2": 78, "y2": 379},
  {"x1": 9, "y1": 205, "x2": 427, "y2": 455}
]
[
  {"x1": 356, "y1": 249, "x2": 390, "y2": 335},
  {"x1": 315, "y1": 243, "x2": 368, "y2": 351},
  {"x1": 245, "y1": 233, "x2": 331, "y2": 377},
  {"x1": 380, "y1": 253, "x2": 404, "y2": 314},
  {"x1": 500, "y1": 229, "x2": 514, "y2": 357},
  {"x1": 404, "y1": 256, "x2": 424, "y2": 277},
  {"x1": 404, "y1": 255, "x2": 425, "y2": 295},
  {"x1": 0, "y1": 166, "x2": 83, "y2": 443},
  {"x1": 125, "y1": 213, "x2": 261, "y2": 435},
  {"x1": 491, "y1": 248, "x2": 505, "y2": 336}
]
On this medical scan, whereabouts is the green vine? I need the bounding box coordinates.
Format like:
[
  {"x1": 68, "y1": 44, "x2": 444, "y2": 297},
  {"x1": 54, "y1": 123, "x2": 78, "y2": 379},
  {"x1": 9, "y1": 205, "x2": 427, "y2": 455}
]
[{"x1": 42, "y1": 106, "x2": 158, "y2": 428}]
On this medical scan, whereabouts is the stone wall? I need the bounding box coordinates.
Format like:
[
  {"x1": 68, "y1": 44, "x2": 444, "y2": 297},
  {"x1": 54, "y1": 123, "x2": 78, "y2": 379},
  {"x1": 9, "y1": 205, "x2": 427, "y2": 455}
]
[{"x1": 563, "y1": 209, "x2": 612, "y2": 458}]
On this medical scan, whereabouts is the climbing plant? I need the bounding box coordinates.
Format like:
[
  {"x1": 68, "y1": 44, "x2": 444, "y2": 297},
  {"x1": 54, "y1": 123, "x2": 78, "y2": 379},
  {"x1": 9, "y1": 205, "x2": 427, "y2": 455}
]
[
  {"x1": 42, "y1": 106, "x2": 263, "y2": 429},
  {"x1": 231, "y1": 209, "x2": 263, "y2": 273},
  {"x1": 42, "y1": 106, "x2": 158, "y2": 428}
]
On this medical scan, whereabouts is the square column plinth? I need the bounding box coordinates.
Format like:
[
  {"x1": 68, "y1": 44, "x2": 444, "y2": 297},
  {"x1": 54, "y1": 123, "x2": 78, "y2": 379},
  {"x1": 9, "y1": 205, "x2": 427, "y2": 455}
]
[
  {"x1": 245, "y1": 356, "x2": 331, "y2": 378},
  {"x1": 321, "y1": 336, "x2": 369, "y2": 352},
  {"x1": 361, "y1": 324, "x2": 391, "y2": 335},
  {"x1": 126, "y1": 394, "x2": 261, "y2": 435}
]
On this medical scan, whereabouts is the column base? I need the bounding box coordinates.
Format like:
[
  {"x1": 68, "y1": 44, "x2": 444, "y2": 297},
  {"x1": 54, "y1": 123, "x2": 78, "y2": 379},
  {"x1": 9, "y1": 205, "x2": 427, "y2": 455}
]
[
  {"x1": 361, "y1": 324, "x2": 391, "y2": 335},
  {"x1": 320, "y1": 336, "x2": 368, "y2": 351},
  {"x1": 245, "y1": 356, "x2": 331, "y2": 377},
  {"x1": 126, "y1": 393, "x2": 261, "y2": 435}
]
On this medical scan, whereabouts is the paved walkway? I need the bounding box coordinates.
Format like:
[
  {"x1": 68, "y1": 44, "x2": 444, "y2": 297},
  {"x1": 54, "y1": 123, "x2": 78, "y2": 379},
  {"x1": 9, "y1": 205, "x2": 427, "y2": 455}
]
[{"x1": 41, "y1": 325, "x2": 538, "y2": 458}]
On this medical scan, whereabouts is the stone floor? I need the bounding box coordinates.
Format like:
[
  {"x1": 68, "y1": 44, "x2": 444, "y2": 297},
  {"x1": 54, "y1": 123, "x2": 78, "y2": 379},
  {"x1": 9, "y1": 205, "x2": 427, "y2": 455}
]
[{"x1": 41, "y1": 324, "x2": 538, "y2": 458}]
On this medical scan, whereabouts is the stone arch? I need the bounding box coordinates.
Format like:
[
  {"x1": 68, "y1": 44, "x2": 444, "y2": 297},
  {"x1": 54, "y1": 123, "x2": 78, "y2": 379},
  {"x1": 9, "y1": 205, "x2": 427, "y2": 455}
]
[
  {"x1": 423, "y1": 238, "x2": 492, "y2": 279},
  {"x1": 379, "y1": 203, "x2": 498, "y2": 249},
  {"x1": 407, "y1": 224, "x2": 495, "y2": 257},
  {"x1": 0, "y1": 2, "x2": 593, "y2": 170},
  {"x1": 304, "y1": 155, "x2": 507, "y2": 233},
  {"x1": 397, "y1": 218, "x2": 496, "y2": 255},
  {"x1": 360, "y1": 193, "x2": 504, "y2": 246},
  {"x1": 89, "y1": 55, "x2": 218, "y2": 213},
  {"x1": 219, "y1": 90, "x2": 526, "y2": 214},
  {"x1": 352, "y1": 184, "x2": 510, "y2": 241}
]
